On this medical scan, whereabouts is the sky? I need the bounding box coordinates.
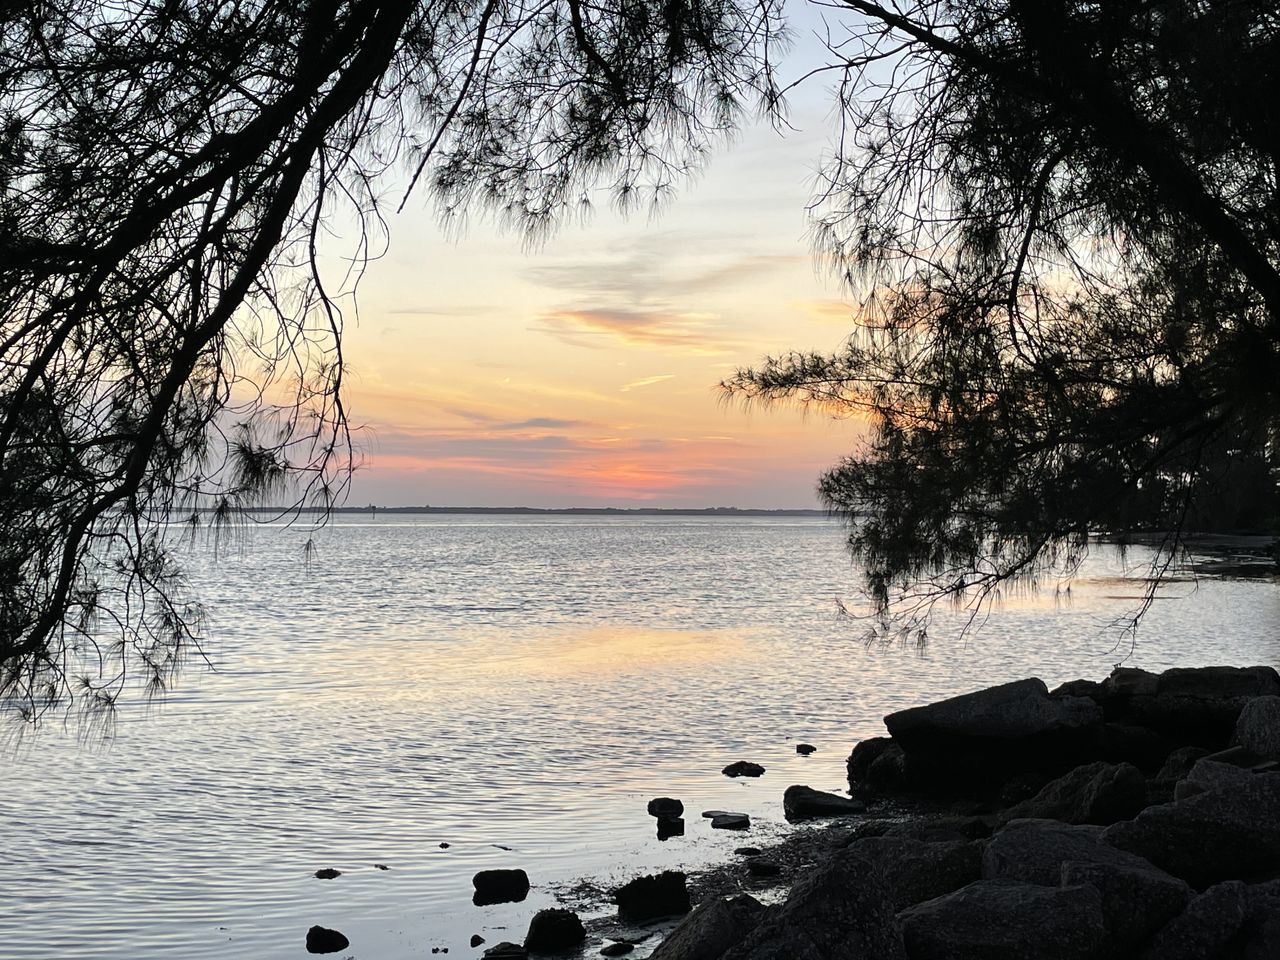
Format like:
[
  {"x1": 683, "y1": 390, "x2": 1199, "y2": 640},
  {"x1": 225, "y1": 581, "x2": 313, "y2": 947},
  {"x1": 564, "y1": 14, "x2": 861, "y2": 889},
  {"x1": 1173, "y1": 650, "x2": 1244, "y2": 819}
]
[{"x1": 336, "y1": 5, "x2": 869, "y2": 509}]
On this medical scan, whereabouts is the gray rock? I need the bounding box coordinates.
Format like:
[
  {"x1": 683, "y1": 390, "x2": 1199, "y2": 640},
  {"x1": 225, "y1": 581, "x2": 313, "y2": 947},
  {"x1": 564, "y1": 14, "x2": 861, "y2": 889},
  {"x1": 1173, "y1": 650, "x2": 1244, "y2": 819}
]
[
  {"x1": 1106, "y1": 666, "x2": 1280, "y2": 742},
  {"x1": 524, "y1": 908, "x2": 585, "y2": 953},
  {"x1": 863, "y1": 743, "x2": 909, "y2": 792},
  {"x1": 600, "y1": 944, "x2": 634, "y2": 957},
  {"x1": 1157, "y1": 746, "x2": 1211, "y2": 781},
  {"x1": 1175, "y1": 757, "x2": 1257, "y2": 800},
  {"x1": 847, "y1": 737, "x2": 896, "y2": 784},
  {"x1": 484, "y1": 943, "x2": 528, "y2": 959},
  {"x1": 472, "y1": 869, "x2": 530, "y2": 905},
  {"x1": 898, "y1": 879, "x2": 1106, "y2": 960},
  {"x1": 746, "y1": 859, "x2": 781, "y2": 878},
  {"x1": 1001, "y1": 761, "x2": 1147, "y2": 826},
  {"x1": 734, "y1": 846, "x2": 762, "y2": 856},
  {"x1": 723, "y1": 849, "x2": 907, "y2": 960},
  {"x1": 647, "y1": 798, "x2": 684, "y2": 818},
  {"x1": 883, "y1": 679, "x2": 1102, "y2": 786},
  {"x1": 723, "y1": 761, "x2": 765, "y2": 778},
  {"x1": 983, "y1": 818, "x2": 1155, "y2": 886},
  {"x1": 783, "y1": 785, "x2": 866, "y2": 820},
  {"x1": 1060, "y1": 858, "x2": 1191, "y2": 954},
  {"x1": 1050, "y1": 679, "x2": 1103, "y2": 701},
  {"x1": 711, "y1": 814, "x2": 750, "y2": 830},
  {"x1": 306, "y1": 926, "x2": 350, "y2": 955},
  {"x1": 1235, "y1": 696, "x2": 1280, "y2": 759},
  {"x1": 862, "y1": 816, "x2": 995, "y2": 843},
  {"x1": 1104, "y1": 771, "x2": 1280, "y2": 887},
  {"x1": 701, "y1": 810, "x2": 732, "y2": 818},
  {"x1": 1141, "y1": 881, "x2": 1250, "y2": 960},
  {"x1": 847, "y1": 836, "x2": 984, "y2": 909},
  {"x1": 613, "y1": 871, "x2": 691, "y2": 921},
  {"x1": 885, "y1": 678, "x2": 1101, "y2": 742},
  {"x1": 650, "y1": 894, "x2": 765, "y2": 960}
]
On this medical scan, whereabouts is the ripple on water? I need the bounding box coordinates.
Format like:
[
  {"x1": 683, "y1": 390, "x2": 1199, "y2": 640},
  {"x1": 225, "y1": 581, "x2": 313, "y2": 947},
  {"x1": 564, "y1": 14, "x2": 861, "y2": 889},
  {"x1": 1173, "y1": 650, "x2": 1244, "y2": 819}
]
[{"x1": 2, "y1": 516, "x2": 1278, "y2": 958}]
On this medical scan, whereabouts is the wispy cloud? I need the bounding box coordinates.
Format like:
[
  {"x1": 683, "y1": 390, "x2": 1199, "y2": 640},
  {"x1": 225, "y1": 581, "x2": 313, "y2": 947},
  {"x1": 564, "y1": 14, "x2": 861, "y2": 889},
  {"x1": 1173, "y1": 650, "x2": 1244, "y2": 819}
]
[
  {"x1": 534, "y1": 307, "x2": 739, "y2": 354},
  {"x1": 492, "y1": 417, "x2": 592, "y2": 431},
  {"x1": 620, "y1": 374, "x2": 675, "y2": 392},
  {"x1": 791, "y1": 298, "x2": 857, "y2": 323}
]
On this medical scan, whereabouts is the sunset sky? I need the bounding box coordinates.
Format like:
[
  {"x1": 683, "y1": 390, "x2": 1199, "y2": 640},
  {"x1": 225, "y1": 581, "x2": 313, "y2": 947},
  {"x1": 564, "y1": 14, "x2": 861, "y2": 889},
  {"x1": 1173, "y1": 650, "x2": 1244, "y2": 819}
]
[{"x1": 339, "y1": 9, "x2": 868, "y2": 508}]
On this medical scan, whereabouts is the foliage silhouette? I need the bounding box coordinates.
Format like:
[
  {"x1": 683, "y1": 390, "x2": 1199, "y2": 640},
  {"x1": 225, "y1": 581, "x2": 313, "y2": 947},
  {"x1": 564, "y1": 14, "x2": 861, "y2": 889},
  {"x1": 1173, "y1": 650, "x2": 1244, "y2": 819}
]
[
  {"x1": 725, "y1": 0, "x2": 1280, "y2": 637},
  {"x1": 0, "y1": 0, "x2": 783, "y2": 717}
]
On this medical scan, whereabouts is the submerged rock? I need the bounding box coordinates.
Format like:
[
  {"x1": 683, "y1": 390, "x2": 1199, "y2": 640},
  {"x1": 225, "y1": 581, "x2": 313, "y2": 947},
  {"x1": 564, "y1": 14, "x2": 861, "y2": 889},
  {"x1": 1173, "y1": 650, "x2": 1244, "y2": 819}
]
[
  {"x1": 472, "y1": 868, "x2": 530, "y2": 906},
  {"x1": 723, "y1": 849, "x2": 906, "y2": 960},
  {"x1": 783, "y1": 785, "x2": 866, "y2": 820},
  {"x1": 711, "y1": 813, "x2": 750, "y2": 830},
  {"x1": 613, "y1": 871, "x2": 691, "y2": 921},
  {"x1": 745, "y1": 859, "x2": 780, "y2": 878},
  {"x1": 313, "y1": 868, "x2": 341, "y2": 880},
  {"x1": 305, "y1": 926, "x2": 350, "y2": 954},
  {"x1": 524, "y1": 908, "x2": 585, "y2": 953},
  {"x1": 723, "y1": 761, "x2": 766, "y2": 778},
  {"x1": 650, "y1": 894, "x2": 766, "y2": 960},
  {"x1": 898, "y1": 879, "x2": 1105, "y2": 960},
  {"x1": 600, "y1": 944, "x2": 634, "y2": 957}
]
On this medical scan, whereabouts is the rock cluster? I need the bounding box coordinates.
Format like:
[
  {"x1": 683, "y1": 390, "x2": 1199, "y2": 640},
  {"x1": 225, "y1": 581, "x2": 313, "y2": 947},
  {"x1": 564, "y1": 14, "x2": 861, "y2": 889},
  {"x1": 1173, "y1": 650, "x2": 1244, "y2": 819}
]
[{"x1": 642, "y1": 664, "x2": 1280, "y2": 960}]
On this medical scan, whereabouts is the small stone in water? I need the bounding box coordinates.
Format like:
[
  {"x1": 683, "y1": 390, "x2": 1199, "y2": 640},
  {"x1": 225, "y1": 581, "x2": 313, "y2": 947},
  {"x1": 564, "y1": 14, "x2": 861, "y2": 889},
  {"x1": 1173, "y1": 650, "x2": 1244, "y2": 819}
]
[
  {"x1": 711, "y1": 813, "x2": 751, "y2": 830},
  {"x1": 796, "y1": 743, "x2": 817, "y2": 755},
  {"x1": 313, "y1": 868, "x2": 341, "y2": 880}
]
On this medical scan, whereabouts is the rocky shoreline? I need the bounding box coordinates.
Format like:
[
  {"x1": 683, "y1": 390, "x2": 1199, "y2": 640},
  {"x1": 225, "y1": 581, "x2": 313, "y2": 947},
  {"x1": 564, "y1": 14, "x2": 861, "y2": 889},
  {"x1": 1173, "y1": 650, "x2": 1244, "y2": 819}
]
[{"x1": 457, "y1": 663, "x2": 1280, "y2": 959}]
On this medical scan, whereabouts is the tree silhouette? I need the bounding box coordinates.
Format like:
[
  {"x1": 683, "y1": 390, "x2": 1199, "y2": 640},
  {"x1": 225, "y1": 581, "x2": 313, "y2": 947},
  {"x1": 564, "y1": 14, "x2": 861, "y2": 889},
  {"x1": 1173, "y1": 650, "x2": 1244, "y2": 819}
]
[
  {"x1": 725, "y1": 0, "x2": 1280, "y2": 634},
  {"x1": 0, "y1": 0, "x2": 782, "y2": 717}
]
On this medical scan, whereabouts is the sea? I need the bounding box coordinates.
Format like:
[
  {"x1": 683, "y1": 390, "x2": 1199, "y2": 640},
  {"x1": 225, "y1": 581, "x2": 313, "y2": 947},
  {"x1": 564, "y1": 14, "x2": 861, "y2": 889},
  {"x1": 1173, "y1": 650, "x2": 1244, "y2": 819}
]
[{"x1": 1, "y1": 515, "x2": 1277, "y2": 958}]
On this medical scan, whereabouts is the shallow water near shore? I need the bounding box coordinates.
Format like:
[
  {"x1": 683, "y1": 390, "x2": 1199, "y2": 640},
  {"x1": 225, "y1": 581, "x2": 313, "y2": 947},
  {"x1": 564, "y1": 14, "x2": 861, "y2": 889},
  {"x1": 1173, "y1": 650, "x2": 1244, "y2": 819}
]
[{"x1": 2, "y1": 515, "x2": 1278, "y2": 958}]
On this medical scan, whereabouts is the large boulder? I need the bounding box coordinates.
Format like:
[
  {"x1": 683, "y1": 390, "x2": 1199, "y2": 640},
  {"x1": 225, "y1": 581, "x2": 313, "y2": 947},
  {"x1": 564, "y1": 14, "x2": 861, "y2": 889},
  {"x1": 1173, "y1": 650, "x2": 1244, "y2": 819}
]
[
  {"x1": 1104, "y1": 771, "x2": 1280, "y2": 887},
  {"x1": 847, "y1": 737, "x2": 896, "y2": 784},
  {"x1": 524, "y1": 909, "x2": 585, "y2": 953},
  {"x1": 613, "y1": 871, "x2": 691, "y2": 921},
  {"x1": 883, "y1": 679, "x2": 1102, "y2": 788},
  {"x1": 897, "y1": 879, "x2": 1106, "y2": 960},
  {"x1": 1060, "y1": 858, "x2": 1191, "y2": 955},
  {"x1": 783, "y1": 785, "x2": 866, "y2": 820},
  {"x1": 846, "y1": 836, "x2": 984, "y2": 909},
  {"x1": 1174, "y1": 757, "x2": 1257, "y2": 800},
  {"x1": 1235, "y1": 696, "x2": 1280, "y2": 760},
  {"x1": 723, "y1": 849, "x2": 907, "y2": 960},
  {"x1": 983, "y1": 819, "x2": 1157, "y2": 887},
  {"x1": 1101, "y1": 666, "x2": 1280, "y2": 744},
  {"x1": 650, "y1": 894, "x2": 766, "y2": 960},
  {"x1": 1140, "y1": 880, "x2": 1251, "y2": 959},
  {"x1": 1000, "y1": 761, "x2": 1147, "y2": 826}
]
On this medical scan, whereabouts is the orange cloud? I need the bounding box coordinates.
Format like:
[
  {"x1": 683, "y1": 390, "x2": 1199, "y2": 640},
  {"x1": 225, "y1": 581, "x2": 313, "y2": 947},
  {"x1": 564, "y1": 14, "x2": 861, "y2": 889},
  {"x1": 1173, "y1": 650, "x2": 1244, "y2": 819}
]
[{"x1": 533, "y1": 308, "x2": 739, "y2": 354}]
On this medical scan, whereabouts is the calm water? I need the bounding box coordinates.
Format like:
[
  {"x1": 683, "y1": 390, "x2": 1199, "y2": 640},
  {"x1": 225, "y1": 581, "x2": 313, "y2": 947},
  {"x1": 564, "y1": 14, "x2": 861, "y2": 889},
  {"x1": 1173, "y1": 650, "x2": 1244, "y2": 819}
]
[{"x1": 2, "y1": 516, "x2": 1278, "y2": 958}]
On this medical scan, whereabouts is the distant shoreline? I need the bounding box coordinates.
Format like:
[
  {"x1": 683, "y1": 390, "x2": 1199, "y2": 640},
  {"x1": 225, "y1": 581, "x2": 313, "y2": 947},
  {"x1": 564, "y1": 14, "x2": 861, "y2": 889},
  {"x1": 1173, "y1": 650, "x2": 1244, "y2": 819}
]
[{"x1": 221, "y1": 506, "x2": 831, "y2": 517}]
